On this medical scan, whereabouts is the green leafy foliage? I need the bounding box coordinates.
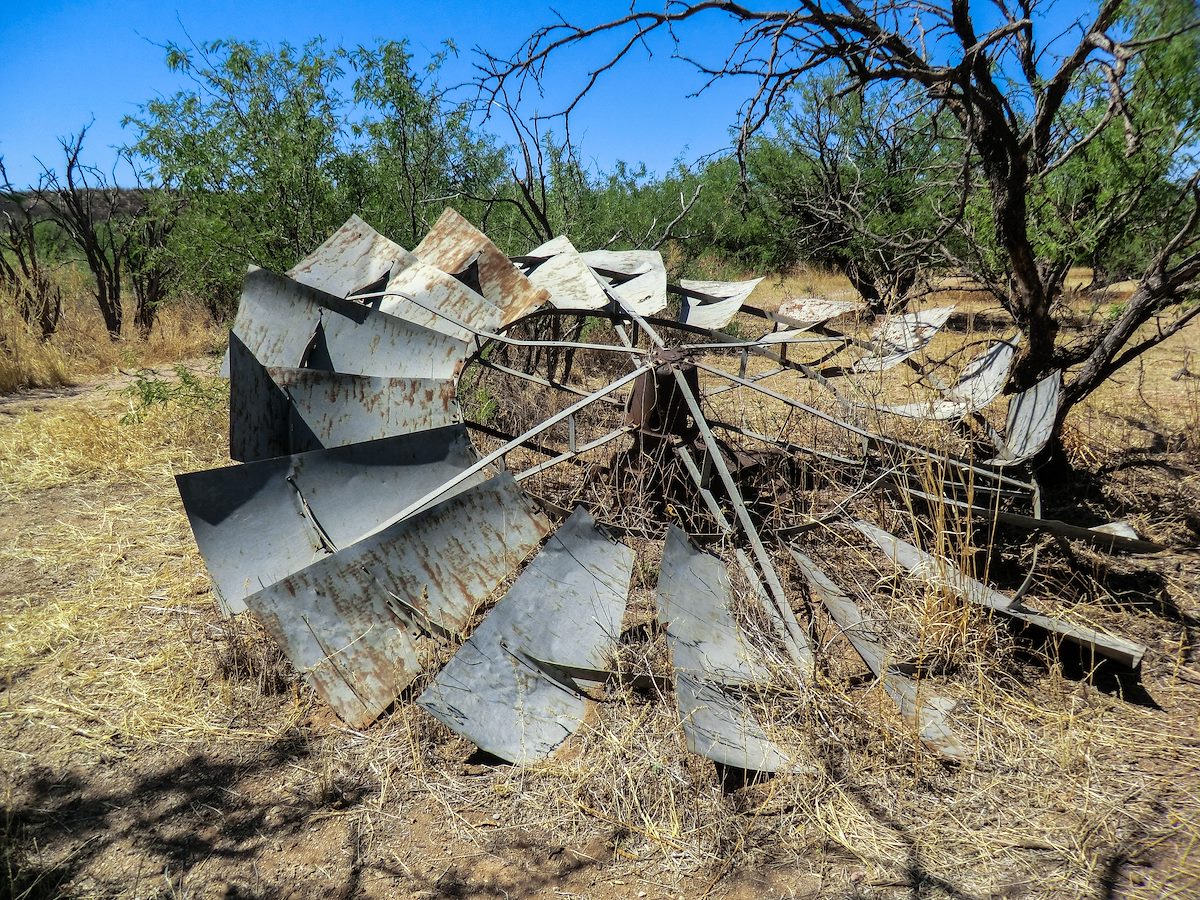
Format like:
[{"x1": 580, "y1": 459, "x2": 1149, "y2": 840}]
[{"x1": 119, "y1": 366, "x2": 225, "y2": 424}]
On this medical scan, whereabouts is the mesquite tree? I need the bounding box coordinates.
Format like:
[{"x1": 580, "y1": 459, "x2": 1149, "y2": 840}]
[
  {"x1": 0, "y1": 159, "x2": 62, "y2": 339},
  {"x1": 36, "y1": 127, "x2": 135, "y2": 340},
  {"x1": 485, "y1": 0, "x2": 1200, "y2": 438}
]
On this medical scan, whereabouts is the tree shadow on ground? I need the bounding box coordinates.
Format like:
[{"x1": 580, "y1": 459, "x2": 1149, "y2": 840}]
[{"x1": 1, "y1": 728, "x2": 614, "y2": 899}]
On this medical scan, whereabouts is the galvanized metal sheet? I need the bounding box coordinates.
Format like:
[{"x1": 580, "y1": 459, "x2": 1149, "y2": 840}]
[
  {"x1": 776, "y1": 297, "x2": 864, "y2": 326},
  {"x1": 522, "y1": 236, "x2": 612, "y2": 310},
  {"x1": 853, "y1": 520, "x2": 1146, "y2": 668},
  {"x1": 269, "y1": 368, "x2": 460, "y2": 452},
  {"x1": 252, "y1": 571, "x2": 426, "y2": 729},
  {"x1": 877, "y1": 338, "x2": 1018, "y2": 420},
  {"x1": 852, "y1": 520, "x2": 1013, "y2": 611},
  {"x1": 852, "y1": 306, "x2": 956, "y2": 373},
  {"x1": 287, "y1": 215, "x2": 404, "y2": 298},
  {"x1": 414, "y1": 208, "x2": 549, "y2": 324},
  {"x1": 177, "y1": 425, "x2": 487, "y2": 616},
  {"x1": 986, "y1": 370, "x2": 1061, "y2": 464},
  {"x1": 788, "y1": 549, "x2": 964, "y2": 758},
  {"x1": 227, "y1": 332, "x2": 291, "y2": 463},
  {"x1": 656, "y1": 526, "x2": 771, "y2": 685},
  {"x1": 227, "y1": 266, "x2": 321, "y2": 372},
  {"x1": 243, "y1": 473, "x2": 551, "y2": 727},
  {"x1": 307, "y1": 301, "x2": 467, "y2": 382},
  {"x1": 375, "y1": 251, "x2": 503, "y2": 341},
  {"x1": 420, "y1": 640, "x2": 588, "y2": 763},
  {"x1": 578, "y1": 249, "x2": 657, "y2": 276},
  {"x1": 417, "y1": 507, "x2": 634, "y2": 762},
  {"x1": 896, "y1": 484, "x2": 1165, "y2": 554},
  {"x1": 232, "y1": 267, "x2": 468, "y2": 380},
  {"x1": 580, "y1": 249, "x2": 668, "y2": 315},
  {"x1": 674, "y1": 673, "x2": 792, "y2": 773},
  {"x1": 676, "y1": 278, "x2": 763, "y2": 329}
]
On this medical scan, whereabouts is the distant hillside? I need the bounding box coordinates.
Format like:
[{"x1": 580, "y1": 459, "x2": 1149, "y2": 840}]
[{"x1": 0, "y1": 188, "x2": 153, "y2": 221}]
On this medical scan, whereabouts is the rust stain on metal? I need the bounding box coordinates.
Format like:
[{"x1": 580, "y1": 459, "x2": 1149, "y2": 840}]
[
  {"x1": 243, "y1": 473, "x2": 550, "y2": 726},
  {"x1": 415, "y1": 208, "x2": 549, "y2": 324}
]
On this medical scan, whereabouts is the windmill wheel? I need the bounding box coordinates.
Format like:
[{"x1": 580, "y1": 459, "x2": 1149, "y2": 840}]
[{"x1": 178, "y1": 211, "x2": 1153, "y2": 772}]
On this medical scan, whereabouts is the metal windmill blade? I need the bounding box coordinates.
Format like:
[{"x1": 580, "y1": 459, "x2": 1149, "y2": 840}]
[
  {"x1": 516, "y1": 236, "x2": 613, "y2": 310},
  {"x1": 850, "y1": 306, "x2": 957, "y2": 373},
  {"x1": 417, "y1": 506, "x2": 634, "y2": 763},
  {"x1": 176, "y1": 425, "x2": 487, "y2": 616},
  {"x1": 579, "y1": 248, "x2": 669, "y2": 315},
  {"x1": 787, "y1": 548, "x2": 964, "y2": 759},
  {"x1": 179, "y1": 209, "x2": 1162, "y2": 778},
  {"x1": 656, "y1": 526, "x2": 796, "y2": 773},
  {"x1": 244, "y1": 474, "x2": 550, "y2": 727},
  {"x1": 674, "y1": 278, "x2": 764, "y2": 330},
  {"x1": 415, "y1": 207, "x2": 549, "y2": 324},
  {"x1": 871, "y1": 337, "x2": 1019, "y2": 420}
]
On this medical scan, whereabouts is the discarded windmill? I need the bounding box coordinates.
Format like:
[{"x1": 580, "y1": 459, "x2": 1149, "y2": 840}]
[{"x1": 178, "y1": 209, "x2": 1158, "y2": 771}]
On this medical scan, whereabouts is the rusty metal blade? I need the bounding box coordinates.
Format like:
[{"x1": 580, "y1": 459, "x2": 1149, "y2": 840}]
[
  {"x1": 287, "y1": 215, "x2": 403, "y2": 298},
  {"x1": 177, "y1": 425, "x2": 486, "y2": 616},
  {"x1": 267, "y1": 368, "x2": 460, "y2": 452},
  {"x1": 231, "y1": 267, "x2": 468, "y2": 380},
  {"x1": 417, "y1": 507, "x2": 634, "y2": 763},
  {"x1": 852, "y1": 520, "x2": 1146, "y2": 668},
  {"x1": 674, "y1": 674, "x2": 793, "y2": 773},
  {"x1": 580, "y1": 249, "x2": 668, "y2": 315},
  {"x1": 851, "y1": 306, "x2": 955, "y2": 373},
  {"x1": 225, "y1": 266, "x2": 320, "y2": 373},
  {"x1": 676, "y1": 278, "x2": 763, "y2": 329},
  {"x1": 657, "y1": 526, "x2": 771, "y2": 685},
  {"x1": 228, "y1": 331, "x2": 291, "y2": 463},
  {"x1": 788, "y1": 548, "x2": 965, "y2": 759},
  {"x1": 285, "y1": 214, "x2": 503, "y2": 340},
  {"x1": 655, "y1": 527, "x2": 794, "y2": 772},
  {"x1": 242, "y1": 473, "x2": 551, "y2": 727},
  {"x1": 250, "y1": 573, "x2": 426, "y2": 729},
  {"x1": 374, "y1": 252, "x2": 503, "y2": 341},
  {"x1": 986, "y1": 370, "x2": 1061, "y2": 464},
  {"x1": 415, "y1": 208, "x2": 548, "y2": 324},
  {"x1": 520, "y1": 236, "x2": 612, "y2": 310},
  {"x1": 876, "y1": 338, "x2": 1018, "y2": 420}
]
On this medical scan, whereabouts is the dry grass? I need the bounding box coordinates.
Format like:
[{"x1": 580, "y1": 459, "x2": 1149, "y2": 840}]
[
  {"x1": 1, "y1": 288, "x2": 1198, "y2": 897},
  {"x1": 0, "y1": 367, "x2": 307, "y2": 763},
  {"x1": 0, "y1": 269, "x2": 224, "y2": 395}
]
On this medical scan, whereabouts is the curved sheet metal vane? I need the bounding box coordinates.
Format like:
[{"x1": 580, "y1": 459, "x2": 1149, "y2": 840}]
[
  {"x1": 656, "y1": 527, "x2": 794, "y2": 772},
  {"x1": 675, "y1": 278, "x2": 763, "y2": 330},
  {"x1": 851, "y1": 306, "x2": 956, "y2": 373},
  {"x1": 874, "y1": 337, "x2": 1019, "y2": 420},
  {"x1": 519, "y1": 236, "x2": 613, "y2": 310},
  {"x1": 243, "y1": 473, "x2": 550, "y2": 728},
  {"x1": 415, "y1": 208, "x2": 549, "y2": 324},
  {"x1": 287, "y1": 214, "x2": 406, "y2": 299},
  {"x1": 177, "y1": 425, "x2": 488, "y2": 616},
  {"x1": 417, "y1": 507, "x2": 634, "y2": 763},
  {"x1": 580, "y1": 248, "x2": 668, "y2": 315}
]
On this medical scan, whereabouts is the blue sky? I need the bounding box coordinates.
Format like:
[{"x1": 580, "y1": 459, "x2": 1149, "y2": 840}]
[{"x1": 0, "y1": 0, "x2": 753, "y2": 187}]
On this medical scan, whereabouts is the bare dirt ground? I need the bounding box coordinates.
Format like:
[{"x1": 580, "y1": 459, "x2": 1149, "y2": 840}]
[{"x1": 2, "y1": 316, "x2": 1199, "y2": 899}]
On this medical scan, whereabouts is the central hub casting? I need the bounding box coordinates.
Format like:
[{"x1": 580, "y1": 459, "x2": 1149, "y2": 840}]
[{"x1": 624, "y1": 347, "x2": 700, "y2": 446}]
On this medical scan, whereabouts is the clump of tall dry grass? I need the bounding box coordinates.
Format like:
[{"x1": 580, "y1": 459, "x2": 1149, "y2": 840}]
[
  {"x1": 0, "y1": 291, "x2": 70, "y2": 393},
  {"x1": 1, "y1": 266, "x2": 224, "y2": 395}
]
